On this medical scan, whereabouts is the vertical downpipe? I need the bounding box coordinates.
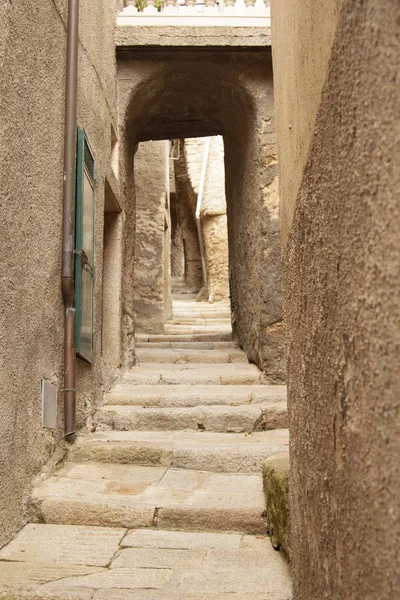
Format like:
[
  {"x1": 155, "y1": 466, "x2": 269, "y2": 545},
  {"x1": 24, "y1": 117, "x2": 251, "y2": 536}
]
[
  {"x1": 196, "y1": 137, "x2": 211, "y2": 295},
  {"x1": 62, "y1": 0, "x2": 80, "y2": 437}
]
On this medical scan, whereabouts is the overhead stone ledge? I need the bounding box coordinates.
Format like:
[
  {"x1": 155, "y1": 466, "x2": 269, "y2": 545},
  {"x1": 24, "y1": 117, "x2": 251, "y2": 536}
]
[
  {"x1": 263, "y1": 451, "x2": 290, "y2": 558},
  {"x1": 116, "y1": 25, "x2": 271, "y2": 48}
]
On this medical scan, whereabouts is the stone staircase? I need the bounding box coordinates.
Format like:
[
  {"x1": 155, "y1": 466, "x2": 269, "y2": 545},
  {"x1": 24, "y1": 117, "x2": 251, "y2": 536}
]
[{"x1": 0, "y1": 289, "x2": 292, "y2": 599}]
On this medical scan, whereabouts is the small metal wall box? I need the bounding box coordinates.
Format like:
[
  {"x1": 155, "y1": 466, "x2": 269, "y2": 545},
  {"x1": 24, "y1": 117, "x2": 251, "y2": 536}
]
[{"x1": 42, "y1": 380, "x2": 57, "y2": 429}]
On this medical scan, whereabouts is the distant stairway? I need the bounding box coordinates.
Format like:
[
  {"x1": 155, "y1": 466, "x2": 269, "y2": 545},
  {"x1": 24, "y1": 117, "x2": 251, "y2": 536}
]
[{"x1": 0, "y1": 283, "x2": 292, "y2": 599}]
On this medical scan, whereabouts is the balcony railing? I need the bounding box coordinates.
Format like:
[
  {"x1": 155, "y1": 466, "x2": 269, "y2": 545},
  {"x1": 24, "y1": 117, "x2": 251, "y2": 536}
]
[{"x1": 118, "y1": 0, "x2": 271, "y2": 26}]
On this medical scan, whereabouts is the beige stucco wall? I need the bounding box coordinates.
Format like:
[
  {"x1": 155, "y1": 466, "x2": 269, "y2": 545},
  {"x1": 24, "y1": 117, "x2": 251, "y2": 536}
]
[
  {"x1": 274, "y1": 0, "x2": 400, "y2": 597},
  {"x1": 133, "y1": 141, "x2": 169, "y2": 334},
  {"x1": 0, "y1": 0, "x2": 117, "y2": 548},
  {"x1": 271, "y1": 0, "x2": 341, "y2": 245},
  {"x1": 185, "y1": 136, "x2": 230, "y2": 302}
]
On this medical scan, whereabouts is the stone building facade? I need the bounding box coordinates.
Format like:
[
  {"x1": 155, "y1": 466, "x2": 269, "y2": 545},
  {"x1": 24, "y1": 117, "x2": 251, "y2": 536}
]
[
  {"x1": 0, "y1": 0, "x2": 118, "y2": 548},
  {"x1": 273, "y1": 0, "x2": 400, "y2": 597}
]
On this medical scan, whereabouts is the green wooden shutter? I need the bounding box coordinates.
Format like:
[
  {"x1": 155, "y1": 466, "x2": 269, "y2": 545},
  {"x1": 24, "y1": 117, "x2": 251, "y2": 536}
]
[{"x1": 75, "y1": 128, "x2": 95, "y2": 363}]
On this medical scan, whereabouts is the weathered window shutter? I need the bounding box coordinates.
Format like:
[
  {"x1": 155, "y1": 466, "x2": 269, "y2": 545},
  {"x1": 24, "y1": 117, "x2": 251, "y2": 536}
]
[{"x1": 75, "y1": 128, "x2": 95, "y2": 363}]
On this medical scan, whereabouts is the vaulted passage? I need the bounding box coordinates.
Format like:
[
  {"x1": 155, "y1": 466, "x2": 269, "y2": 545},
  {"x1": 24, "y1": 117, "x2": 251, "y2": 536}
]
[{"x1": 118, "y1": 48, "x2": 285, "y2": 382}]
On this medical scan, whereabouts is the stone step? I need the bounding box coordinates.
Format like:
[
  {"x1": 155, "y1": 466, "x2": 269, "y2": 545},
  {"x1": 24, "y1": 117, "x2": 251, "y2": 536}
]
[
  {"x1": 30, "y1": 464, "x2": 267, "y2": 535},
  {"x1": 171, "y1": 314, "x2": 231, "y2": 321},
  {"x1": 172, "y1": 300, "x2": 230, "y2": 306},
  {"x1": 123, "y1": 363, "x2": 263, "y2": 385},
  {"x1": 171, "y1": 287, "x2": 200, "y2": 294},
  {"x1": 67, "y1": 430, "x2": 289, "y2": 473},
  {"x1": 136, "y1": 332, "x2": 233, "y2": 343},
  {"x1": 167, "y1": 319, "x2": 232, "y2": 325},
  {"x1": 135, "y1": 341, "x2": 239, "y2": 349},
  {"x1": 0, "y1": 524, "x2": 292, "y2": 598},
  {"x1": 172, "y1": 307, "x2": 230, "y2": 313},
  {"x1": 172, "y1": 293, "x2": 198, "y2": 300},
  {"x1": 164, "y1": 325, "x2": 232, "y2": 335},
  {"x1": 105, "y1": 384, "x2": 286, "y2": 408},
  {"x1": 95, "y1": 402, "x2": 288, "y2": 433},
  {"x1": 135, "y1": 348, "x2": 248, "y2": 364},
  {"x1": 172, "y1": 302, "x2": 230, "y2": 314}
]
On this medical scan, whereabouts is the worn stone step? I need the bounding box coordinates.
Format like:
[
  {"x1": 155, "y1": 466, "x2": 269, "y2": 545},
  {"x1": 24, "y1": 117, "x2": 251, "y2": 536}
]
[
  {"x1": 136, "y1": 332, "x2": 233, "y2": 343},
  {"x1": 135, "y1": 341, "x2": 239, "y2": 349},
  {"x1": 30, "y1": 464, "x2": 267, "y2": 535},
  {"x1": 0, "y1": 524, "x2": 291, "y2": 598},
  {"x1": 123, "y1": 363, "x2": 262, "y2": 385},
  {"x1": 167, "y1": 319, "x2": 232, "y2": 326},
  {"x1": 171, "y1": 315, "x2": 231, "y2": 322},
  {"x1": 95, "y1": 402, "x2": 288, "y2": 433},
  {"x1": 164, "y1": 324, "x2": 232, "y2": 335},
  {"x1": 171, "y1": 287, "x2": 200, "y2": 295},
  {"x1": 172, "y1": 311, "x2": 231, "y2": 316},
  {"x1": 172, "y1": 293, "x2": 198, "y2": 300},
  {"x1": 135, "y1": 348, "x2": 248, "y2": 364},
  {"x1": 105, "y1": 384, "x2": 286, "y2": 408},
  {"x1": 172, "y1": 303, "x2": 229, "y2": 308},
  {"x1": 68, "y1": 430, "x2": 289, "y2": 473}
]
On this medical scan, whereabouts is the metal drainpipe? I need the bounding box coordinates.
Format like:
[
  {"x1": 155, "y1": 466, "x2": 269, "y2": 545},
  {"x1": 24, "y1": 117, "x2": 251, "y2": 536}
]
[
  {"x1": 196, "y1": 137, "x2": 211, "y2": 297},
  {"x1": 62, "y1": 0, "x2": 80, "y2": 437}
]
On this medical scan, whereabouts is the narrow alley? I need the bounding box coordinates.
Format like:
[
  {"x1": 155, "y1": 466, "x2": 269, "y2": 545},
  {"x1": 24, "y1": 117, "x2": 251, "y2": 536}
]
[
  {"x1": 1, "y1": 0, "x2": 399, "y2": 599},
  {"x1": 0, "y1": 279, "x2": 290, "y2": 597}
]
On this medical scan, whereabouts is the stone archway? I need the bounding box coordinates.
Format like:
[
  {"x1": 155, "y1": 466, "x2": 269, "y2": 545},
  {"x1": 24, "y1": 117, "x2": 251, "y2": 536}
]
[{"x1": 118, "y1": 49, "x2": 285, "y2": 382}]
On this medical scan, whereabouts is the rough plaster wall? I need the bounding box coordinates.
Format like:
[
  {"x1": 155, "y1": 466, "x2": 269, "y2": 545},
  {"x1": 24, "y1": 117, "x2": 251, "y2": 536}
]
[
  {"x1": 185, "y1": 136, "x2": 229, "y2": 302},
  {"x1": 0, "y1": 0, "x2": 117, "y2": 548},
  {"x1": 202, "y1": 214, "x2": 229, "y2": 302},
  {"x1": 170, "y1": 193, "x2": 185, "y2": 278},
  {"x1": 133, "y1": 141, "x2": 167, "y2": 334},
  {"x1": 202, "y1": 137, "x2": 229, "y2": 301},
  {"x1": 271, "y1": 0, "x2": 342, "y2": 245},
  {"x1": 284, "y1": 1, "x2": 400, "y2": 597},
  {"x1": 174, "y1": 141, "x2": 203, "y2": 288},
  {"x1": 102, "y1": 212, "x2": 123, "y2": 368},
  {"x1": 224, "y1": 64, "x2": 285, "y2": 383},
  {"x1": 118, "y1": 51, "x2": 284, "y2": 381}
]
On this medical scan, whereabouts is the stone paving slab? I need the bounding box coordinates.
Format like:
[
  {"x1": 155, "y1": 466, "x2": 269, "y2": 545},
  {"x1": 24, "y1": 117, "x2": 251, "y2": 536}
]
[
  {"x1": 68, "y1": 430, "x2": 289, "y2": 472},
  {"x1": 95, "y1": 403, "x2": 287, "y2": 433},
  {"x1": 164, "y1": 325, "x2": 232, "y2": 335},
  {"x1": 121, "y1": 363, "x2": 262, "y2": 385},
  {"x1": 135, "y1": 341, "x2": 238, "y2": 349},
  {"x1": 122, "y1": 529, "x2": 243, "y2": 549},
  {"x1": 0, "y1": 524, "x2": 125, "y2": 566},
  {"x1": 105, "y1": 384, "x2": 286, "y2": 407},
  {"x1": 138, "y1": 332, "x2": 233, "y2": 342},
  {"x1": 31, "y1": 464, "x2": 266, "y2": 533},
  {"x1": 126, "y1": 362, "x2": 259, "y2": 371},
  {"x1": 0, "y1": 525, "x2": 291, "y2": 599},
  {"x1": 135, "y1": 348, "x2": 248, "y2": 364}
]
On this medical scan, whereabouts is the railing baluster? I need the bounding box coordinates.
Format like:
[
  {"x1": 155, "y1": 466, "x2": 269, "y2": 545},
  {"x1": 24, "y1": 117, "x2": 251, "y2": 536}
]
[
  {"x1": 123, "y1": 0, "x2": 138, "y2": 13},
  {"x1": 224, "y1": 0, "x2": 235, "y2": 13},
  {"x1": 204, "y1": 0, "x2": 217, "y2": 13},
  {"x1": 164, "y1": 0, "x2": 179, "y2": 12},
  {"x1": 143, "y1": 0, "x2": 158, "y2": 13},
  {"x1": 185, "y1": 0, "x2": 197, "y2": 12}
]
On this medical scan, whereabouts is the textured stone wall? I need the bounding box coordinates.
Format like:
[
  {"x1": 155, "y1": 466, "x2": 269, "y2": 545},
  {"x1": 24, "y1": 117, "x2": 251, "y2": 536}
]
[
  {"x1": 173, "y1": 141, "x2": 203, "y2": 289},
  {"x1": 185, "y1": 136, "x2": 230, "y2": 302},
  {"x1": 274, "y1": 0, "x2": 400, "y2": 597},
  {"x1": 0, "y1": 0, "x2": 117, "y2": 547},
  {"x1": 271, "y1": 0, "x2": 342, "y2": 245},
  {"x1": 170, "y1": 193, "x2": 185, "y2": 278},
  {"x1": 133, "y1": 141, "x2": 168, "y2": 334},
  {"x1": 118, "y1": 50, "x2": 285, "y2": 382}
]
